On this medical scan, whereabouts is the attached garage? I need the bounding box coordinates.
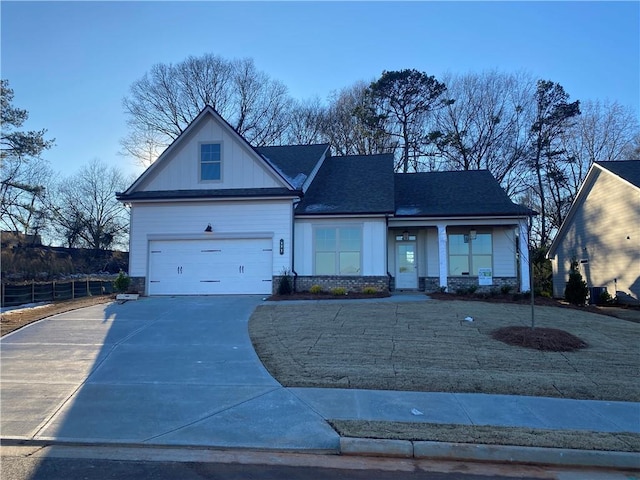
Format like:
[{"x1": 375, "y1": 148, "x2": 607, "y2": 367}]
[{"x1": 148, "y1": 238, "x2": 273, "y2": 295}]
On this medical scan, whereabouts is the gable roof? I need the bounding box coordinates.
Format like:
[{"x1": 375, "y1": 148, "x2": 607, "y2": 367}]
[
  {"x1": 296, "y1": 154, "x2": 395, "y2": 215},
  {"x1": 597, "y1": 160, "x2": 640, "y2": 189},
  {"x1": 120, "y1": 105, "x2": 295, "y2": 198},
  {"x1": 548, "y1": 160, "x2": 639, "y2": 256},
  {"x1": 256, "y1": 144, "x2": 330, "y2": 189},
  {"x1": 394, "y1": 170, "x2": 535, "y2": 217}
]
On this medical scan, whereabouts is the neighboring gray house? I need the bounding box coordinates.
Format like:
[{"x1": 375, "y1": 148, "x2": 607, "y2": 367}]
[
  {"x1": 548, "y1": 160, "x2": 640, "y2": 303},
  {"x1": 117, "y1": 106, "x2": 535, "y2": 296}
]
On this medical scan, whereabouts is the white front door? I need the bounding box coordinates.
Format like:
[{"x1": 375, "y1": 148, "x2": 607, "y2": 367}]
[{"x1": 396, "y1": 242, "x2": 418, "y2": 289}]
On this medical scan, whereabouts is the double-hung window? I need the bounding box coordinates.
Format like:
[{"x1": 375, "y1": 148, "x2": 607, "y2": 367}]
[
  {"x1": 200, "y1": 143, "x2": 221, "y2": 181},
  {"x1": 315, "y1": 226, "x2": 362, "y2": 275},
  {"x1": 448, "y1": 233, "x2": 492, "y2": 276}
]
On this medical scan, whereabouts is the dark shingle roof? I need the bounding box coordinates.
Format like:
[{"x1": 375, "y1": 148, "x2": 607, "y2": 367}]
[
  {"x1": 598, "y1": 160, "x2": 640, "y2": 188},
  {"x1": 117, "y1": 188, "x2": 299, "y2": 201},
  {"x1": 394, "y1": 170, "x2": 535, "y2": 217},
  {"x1": 296, "y1": 154, "x2": 395, "y2": 215},
  {"x1": 256, "y1": 144, "x2": 329, "y2": 189}
]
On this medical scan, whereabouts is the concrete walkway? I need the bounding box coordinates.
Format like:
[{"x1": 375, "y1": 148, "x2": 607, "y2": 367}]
[{"x1": 1, "y1": 296, "x2": 638, "y2": 459}]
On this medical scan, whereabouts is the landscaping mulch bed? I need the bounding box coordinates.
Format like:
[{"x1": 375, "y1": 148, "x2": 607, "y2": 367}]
[
  {"x1": 268, "y1": 292, "x2": 391, "y2": 301},
  {"x1": 1, "y1": 295, "x2": 114, "y2": 336},
  {"x1": 491, "y1": 326, "x2": 588, "y2": 352}
]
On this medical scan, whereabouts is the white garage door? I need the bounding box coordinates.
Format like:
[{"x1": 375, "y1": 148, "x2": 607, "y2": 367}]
[{"x1": 148, "y1": 238, "x2": 273, "y2": 295}]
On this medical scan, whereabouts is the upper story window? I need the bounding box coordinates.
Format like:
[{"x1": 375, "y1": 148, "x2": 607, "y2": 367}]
[
  {"x1": 200, "y1": 143, "x2": 221, "y2": 181},
  {"x1": 448, "y1": 232, "x2": 492, "y2": 276}
]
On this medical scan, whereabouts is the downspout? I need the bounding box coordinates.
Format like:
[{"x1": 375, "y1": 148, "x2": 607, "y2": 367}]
[
  {"x1": 386, "y1": 214, "x2": 393, "y2": 291},
  {"x1": 291, "y1": 196, "x2": 300, "y2": 292}
]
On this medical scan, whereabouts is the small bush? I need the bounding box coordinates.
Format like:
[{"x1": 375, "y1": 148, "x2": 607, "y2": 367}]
[
  {"x1": 564, "y1": 260, "x2": 588, "y2": 305},
  {"x1": 467, "y1": 285, "x2": 478, "y2": 294},
  {"x1": 113, "y1": 270, "x2": 131, "y2": 293},
  {"x1": 362, "y1": 286, "x2": 378, "y2": 295},
  {"x1": 439, "y1": 286, "x2": 447, "y2": 293},
  {"x1": 277, "y1": 269, "x2": 293, "y2": 295},
  {"x1": 331, "y1": 287, "x2": 347, "y2": 296},
  {"x1": 598, "y1": 290, "x2": 613, "y2": 305},
  {"x1": 309, "y1": 284, "x2": 323, "y2": 294},
  {"x1": 500, "y1": 285, "x2": 513, "y2": 295}
]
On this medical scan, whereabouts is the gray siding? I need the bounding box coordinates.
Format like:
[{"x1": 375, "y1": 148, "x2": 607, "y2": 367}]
[{"x1": 551, "y1": 168, "x2": 640, "y2": 302}]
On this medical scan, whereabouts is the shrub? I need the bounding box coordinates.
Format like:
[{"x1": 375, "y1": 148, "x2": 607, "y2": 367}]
[
  {"x1": 331, "y1": 287, "x2": 347, "y2": 296},
  {"x1": 439, "y1": 286, "x2": 447, "y2": 293},
  {"x1": 467, "y1": 285, "x2": 478, "y2": 294},
  {"x1": 277, "y1": 269, "x2": 293, "y2": 295},
  {"x1": 564, "y1": 259, "x2": 588, "y2": 305},
  {"x1": 500, "y1": 285, "x2": 513, "y2": 295},
  {"x1": 113, "y1": 270, "x2": 131, "y2": 293},
  {"x1": 309, "y1": 284, "x2": 323, "y2": 294},
  {"x1": 598, "y1": 289, "x2": 613, "y2": 305},
  {"x1": 362, "y1": 286, "x2": 378, "y2": 295}
]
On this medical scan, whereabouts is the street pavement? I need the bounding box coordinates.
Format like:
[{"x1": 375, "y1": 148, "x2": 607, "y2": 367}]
[{"x1": 1, "y1": 295, "x2": 638, "y2": 468}]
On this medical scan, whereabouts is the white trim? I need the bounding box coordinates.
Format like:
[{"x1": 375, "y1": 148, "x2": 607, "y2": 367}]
[
  {"x1": 126, "y1": 195, "x2": 299, "y2": 205},
  {"x1": 390, "y1": 216, "x2": 528, "y2": 227},
  {"x1": 198, "y1": 141, "x2": 223, "y2": 183},
  {"x1": 301, "y1": 145, "x2": 330, "y2": 192},
  {"x1": 437, "y1": 224, "x2": 448, "y2": 290},
  {"x1": 147, "y1": 232, "x2": 274, "y2": 241},
  {"x1": 519, "y1": 219, "x2": 531, "y2": 292}
]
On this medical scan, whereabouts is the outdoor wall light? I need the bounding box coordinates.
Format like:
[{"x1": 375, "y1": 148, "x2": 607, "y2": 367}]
[
  {"x1": 402, "y1": 230, "x2": 409, "y2": 241},
  {"x1": 470, "y1": 229, "x2": 477, "y2": 240},
  {"x1": 279, "y1": 238, "x2": 284, "y2": 255},
  {"x1": 204, "y1": 224, "x2": 212, "y2": 232}
]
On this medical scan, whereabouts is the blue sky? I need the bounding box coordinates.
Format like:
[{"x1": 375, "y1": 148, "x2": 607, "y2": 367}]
[{"x1": 2, "y1": 1, "x2": 639, "y2": 178}]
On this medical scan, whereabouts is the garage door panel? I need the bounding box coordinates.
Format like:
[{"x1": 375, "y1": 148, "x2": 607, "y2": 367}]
[{"x1": 148, "y1": 239, "x2": 273, "y2": 295}]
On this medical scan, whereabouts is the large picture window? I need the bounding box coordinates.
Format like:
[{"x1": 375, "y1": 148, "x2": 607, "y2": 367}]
[
  {"x1": 200, "y1": 143, "x2": 221, "y2": 181},
  {"x1": 448, "y1": 233, "x2": 492, "y2": 276},
  {"x1": 314, "y1": 227, "x2": 362, "y2": 275}
]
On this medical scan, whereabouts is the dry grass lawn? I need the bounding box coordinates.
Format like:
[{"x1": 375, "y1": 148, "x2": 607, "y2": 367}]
[{"x1": 249, "y1": 299, "x2": 640, "y2": 401}]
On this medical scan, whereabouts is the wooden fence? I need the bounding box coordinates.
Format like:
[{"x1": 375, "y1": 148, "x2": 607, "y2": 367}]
[{"x1": 1, "y1": 279, "x2": 115, "y2": 308}]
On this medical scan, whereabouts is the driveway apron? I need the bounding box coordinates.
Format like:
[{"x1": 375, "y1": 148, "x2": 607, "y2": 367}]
[{"x1": 0, "y1": 296, "x2": 339, "y2": 451}]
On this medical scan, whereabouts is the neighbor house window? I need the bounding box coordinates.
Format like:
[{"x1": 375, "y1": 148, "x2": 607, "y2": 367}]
[
  {"x1": 448, "y1": 233, "x2": 492, "y2": 276},
  {"x1": 200, "y1": 143, "x2": 221, "y2": 181},
  {"x1": 314, "y1": 227, "x2": 362, "y2": 275}
]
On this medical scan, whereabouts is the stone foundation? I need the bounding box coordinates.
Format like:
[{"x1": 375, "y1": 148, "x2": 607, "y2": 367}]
[
  {"x1": 292, "y1": 275, "x2": 389, "y2": 293},
  {"x1": 129, "y1": 276, "x2": 146, "y2": 296}
]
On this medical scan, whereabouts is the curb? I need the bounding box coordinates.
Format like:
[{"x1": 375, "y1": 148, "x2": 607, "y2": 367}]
[{"x1": 340, "y1": 438, "x2": 640, "y2": 470}]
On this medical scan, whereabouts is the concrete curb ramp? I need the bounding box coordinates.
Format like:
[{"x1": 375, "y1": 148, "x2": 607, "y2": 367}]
[{"x1": 340, "y1": 438, "x2": 640, "y2": 469}]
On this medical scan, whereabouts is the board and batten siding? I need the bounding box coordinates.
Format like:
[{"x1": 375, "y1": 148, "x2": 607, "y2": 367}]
[
  {"x1": 293, "y1": 218, "x2": 387, "y2": 276},
  {"x1": 551, "y1": 168, "x2": 640, "y2": 300},
  {"x1": 129, "y1": 200, "x2": 293, "y2": 279},
  {"x1": 135, "y1": 116, "x2": 283, "y2": 192}
]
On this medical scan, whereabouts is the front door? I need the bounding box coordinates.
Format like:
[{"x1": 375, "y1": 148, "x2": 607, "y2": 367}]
[{"x1": 396, "y1": 242, "x2": 418, "y2": 289}]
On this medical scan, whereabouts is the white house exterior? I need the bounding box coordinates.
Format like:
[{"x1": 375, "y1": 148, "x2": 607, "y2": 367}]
[
  {"x1": 548, "y1": 160, "x2": 640, "y2": 303},
  {"x1": 118, "y1": 106, "x2": 535, "y2": 296}
]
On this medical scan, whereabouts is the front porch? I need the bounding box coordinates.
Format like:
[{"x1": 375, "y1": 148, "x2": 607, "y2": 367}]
[{"x1": 387, "y1": 219, "x2": 530, "y2": 293}]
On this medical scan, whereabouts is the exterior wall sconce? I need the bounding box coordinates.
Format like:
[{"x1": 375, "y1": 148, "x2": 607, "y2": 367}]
[
  {"x1": 204, "y1": 224, "x2": 212, "y2": 232},
  {"x1": 279, "y1": 238, "x2": 284, "y2": 255},
  {"x1": 470, "y1": 229, "x2": 477, "y2": 240},
  {"x1": 402, "y1": 230, "x2": 409, "y2": 241}
]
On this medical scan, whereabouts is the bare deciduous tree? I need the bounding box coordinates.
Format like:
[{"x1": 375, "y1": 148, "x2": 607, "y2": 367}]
[
  {"x1": 122, "y1": 54, "x2": 292, "y2": 166},
  {"x1": 50, "y1": 159, "x2": 130, "y2": 250}
]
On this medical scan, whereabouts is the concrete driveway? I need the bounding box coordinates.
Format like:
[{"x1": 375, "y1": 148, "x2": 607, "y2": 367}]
[{"x1": 0, "y1": 296, "x2": 339, "y2": 451}]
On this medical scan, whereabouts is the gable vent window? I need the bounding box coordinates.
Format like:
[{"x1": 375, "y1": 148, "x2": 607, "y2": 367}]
[{"x1": 200, "y1": 143, "x2": 221, "y2": 181}]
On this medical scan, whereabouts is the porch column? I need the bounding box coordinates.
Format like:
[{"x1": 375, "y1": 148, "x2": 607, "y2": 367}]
[
  {"x1": 519, "y1": 219, "x2": 531, "y2": 292},
  {"x1": 437, "y1": 224, "x2": 448, "y2": 291}
]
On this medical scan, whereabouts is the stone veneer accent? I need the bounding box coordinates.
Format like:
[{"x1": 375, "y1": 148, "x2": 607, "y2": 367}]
[
  {"x1": 289, "y1": 275, "x2": 389, "y2": 293},
  {"x1": 445, "y1": 276, "x2": 519, "y2": 293},
  {"x1": 129, "y1": 276, "x2": 146, "y2": 296}
]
